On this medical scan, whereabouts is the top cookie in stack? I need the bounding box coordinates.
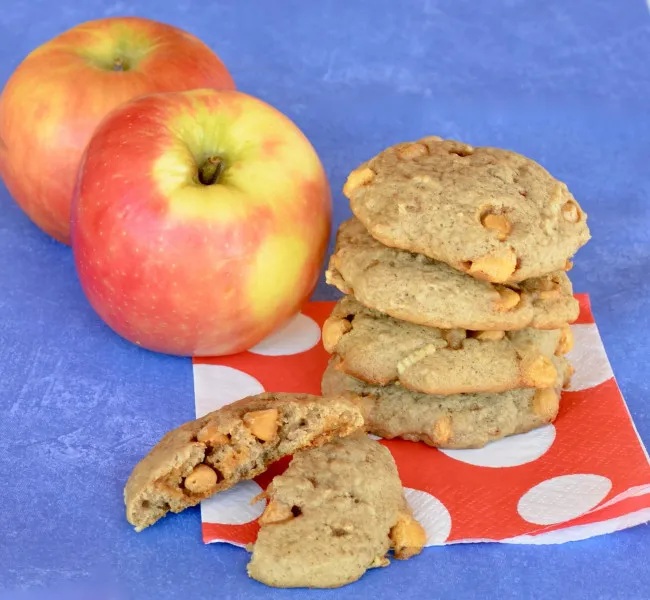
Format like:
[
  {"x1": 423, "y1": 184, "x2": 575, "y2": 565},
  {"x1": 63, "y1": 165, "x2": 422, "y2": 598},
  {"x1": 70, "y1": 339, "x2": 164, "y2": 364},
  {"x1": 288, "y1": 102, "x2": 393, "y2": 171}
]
[
  {"x1": 341, "y1": 137, "x2": 589, "y2": 283},
  {"x1": 321, "y1": 137, "x2": 590, "y2": 449}
]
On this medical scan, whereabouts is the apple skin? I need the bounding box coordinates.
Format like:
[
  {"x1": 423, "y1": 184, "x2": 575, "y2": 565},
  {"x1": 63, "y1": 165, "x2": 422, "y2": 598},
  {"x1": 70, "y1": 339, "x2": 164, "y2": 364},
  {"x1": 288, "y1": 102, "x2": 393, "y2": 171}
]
[
  {"x1": 0, "y1": 17, "x2": 235, "y2": 245},
  {"x1": 71, "y1": 89, "x2": 332, "y2": 357}
]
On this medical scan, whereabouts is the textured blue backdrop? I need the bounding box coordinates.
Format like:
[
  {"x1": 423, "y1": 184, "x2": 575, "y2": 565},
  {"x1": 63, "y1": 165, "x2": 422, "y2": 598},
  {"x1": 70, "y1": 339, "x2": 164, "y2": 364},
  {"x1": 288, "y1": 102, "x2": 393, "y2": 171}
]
[{"x1": 1, "y1": 1, "x2": 649, "y2": 598}]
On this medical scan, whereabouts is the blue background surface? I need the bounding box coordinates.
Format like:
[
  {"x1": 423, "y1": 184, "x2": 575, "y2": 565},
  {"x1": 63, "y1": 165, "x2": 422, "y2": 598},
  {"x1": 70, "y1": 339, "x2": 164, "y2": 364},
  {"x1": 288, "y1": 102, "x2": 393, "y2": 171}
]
[{"x1": 1, "y1": 1, "x2": 649, "y2": 598}]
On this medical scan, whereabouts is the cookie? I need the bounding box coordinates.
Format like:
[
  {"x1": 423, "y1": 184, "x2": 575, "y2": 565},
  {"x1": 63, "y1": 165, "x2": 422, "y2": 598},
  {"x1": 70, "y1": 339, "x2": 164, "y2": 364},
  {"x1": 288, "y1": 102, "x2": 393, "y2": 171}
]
[
  {"x1": 326, "y1": 217, "x2": 579, "y2": 331},
  {"x1": 323, "y1": 295, "x2": 573, "y2": 395},
  {"x1": 344, "y1": 137, "x2": 590, "y2": 283},
  {"x1": 124, "y1": 393, "x2": 364, "y2": 531},
  {"x1": 247, "y1": 433, "x2": 425, "y2": 588},
  {"x1": 322, "y1": 357, "x2": 572, "y2": 449}
]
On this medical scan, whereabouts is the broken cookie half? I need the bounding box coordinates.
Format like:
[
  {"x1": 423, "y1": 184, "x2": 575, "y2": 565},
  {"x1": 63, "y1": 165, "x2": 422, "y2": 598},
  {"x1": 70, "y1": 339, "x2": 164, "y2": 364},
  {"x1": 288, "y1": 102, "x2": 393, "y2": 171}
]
[
  {"x1": 124, "y1": 392, "x2": 364, "y2": 531},
  {"x1": 247, "y1": 433, "x2": 426, "y2": 588}
]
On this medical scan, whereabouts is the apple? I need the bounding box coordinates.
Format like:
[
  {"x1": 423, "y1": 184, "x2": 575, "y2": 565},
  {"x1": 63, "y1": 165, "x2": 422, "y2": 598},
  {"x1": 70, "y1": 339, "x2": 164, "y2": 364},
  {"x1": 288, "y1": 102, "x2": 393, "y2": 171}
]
[
  {"x1": 0, "y1": 17, "x2": 235, "y2": 245},
  {"x1": 71, "y1": 89, "x2": 332, "y2": 356}
]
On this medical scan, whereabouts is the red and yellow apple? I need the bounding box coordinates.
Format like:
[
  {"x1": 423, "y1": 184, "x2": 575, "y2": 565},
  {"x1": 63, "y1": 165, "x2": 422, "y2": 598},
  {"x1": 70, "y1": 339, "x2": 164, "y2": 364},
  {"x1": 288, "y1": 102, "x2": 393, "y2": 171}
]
[
  {"x1": 0, "y1": 17, "x2": 235, "y2": 244},
  {"x1": 71, "y1": 89, "x2": 331, "y2": 356}
]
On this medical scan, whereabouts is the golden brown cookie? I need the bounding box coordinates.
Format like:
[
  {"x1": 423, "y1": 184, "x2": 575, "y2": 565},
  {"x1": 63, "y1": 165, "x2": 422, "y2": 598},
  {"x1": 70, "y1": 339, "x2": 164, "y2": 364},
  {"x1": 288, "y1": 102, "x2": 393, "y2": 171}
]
[
  {"x1": 247, "y1": 433, "x2": 425, "y2": 588},
  {"x1": 324, "y1": 295, "x2": 573, "y2": 395},
  {"x1": 326, "y1": 218, "x2": 579, "y2": 331},
  {"x1": 322, "y1": 356, "x2": 572, "y2": 449},
  {"x1": 124, "y1": 393, "x2": 364, "y2": 531},
  {"x1": 344, "y1": 137, "x2": 590, "y2": 283}
]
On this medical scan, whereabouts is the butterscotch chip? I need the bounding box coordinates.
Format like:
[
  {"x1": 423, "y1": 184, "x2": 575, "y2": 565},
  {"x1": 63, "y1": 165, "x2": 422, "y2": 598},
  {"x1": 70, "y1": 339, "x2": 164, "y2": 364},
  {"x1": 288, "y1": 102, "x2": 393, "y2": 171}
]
[
  {"x1": 345, "y1": 137, "x2": 590, "y2": 282},
  {"x1": 562, "y1": 201, "x2": 580, "y2": 223},
  {"x1": 522, "y1": 355, "x2": 557, "y2": 388},
  {"x1": 473, "y1": 330, "x2": 506, "y2": 341},
  {"x1": 259, "y1": 500, "x2": 294, "y2": 525},
  {"x1": 342, "y1": 166, "x2": 375, "y2": 197},
  {"x1": 327, "y1": 218, "x2": 579, "y2": 331},
  {"x1": 481, "y1": 213, "x2": 512, "y2": 241},
  {"x1": 324, "y1": 296, "x2": 564, "y2": 395},
  {"x1": 495, "y1": 286, "x2": 521, "y2": 312},
  {"x1": 322, "y1": 356, "x2": 570, "y2": 449},
  {"x1": 556, "y1": 326, "x2": 574, "y2": 355},
  {"x1": 390, "y1": 512, "x2": 428, "y2": 560},
  {"x1": 535, "y1": 277, "x2": 562, "y2": 300},
  {"x1": 184, "y1": 464, "x2": 218, "y2": 494},
  {"x1": 532, "y1": 388, "x2": 560, "y2": 420},
  {"x1": 243, "y1": 408, "x2": 279, "y2": 442},
  {"x1": 432, "y1": 417, "x2": 452, "y2": 445},
  {"x1": 124, "y1": 393, "x2": 364, "y2": 531},
  {"x1": 247, "y1": 434, "x2": 423, "y2": 588},
  {"x1": 322, "y1": 317, "x2": 352, "y2": 353},
  {"x1": 467, "y1": 249, "x2": 517, "y2": 283},
  {"x1": 397, "y1": 142, "x2": 428, "y2": 160}
]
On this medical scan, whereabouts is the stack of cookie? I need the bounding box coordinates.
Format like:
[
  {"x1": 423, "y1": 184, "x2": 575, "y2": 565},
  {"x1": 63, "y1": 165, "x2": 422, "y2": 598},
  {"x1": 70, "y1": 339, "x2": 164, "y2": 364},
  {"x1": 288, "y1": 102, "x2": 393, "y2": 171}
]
[{"x1": 321, "y1": 137, "x2": 591, "y2": 449}]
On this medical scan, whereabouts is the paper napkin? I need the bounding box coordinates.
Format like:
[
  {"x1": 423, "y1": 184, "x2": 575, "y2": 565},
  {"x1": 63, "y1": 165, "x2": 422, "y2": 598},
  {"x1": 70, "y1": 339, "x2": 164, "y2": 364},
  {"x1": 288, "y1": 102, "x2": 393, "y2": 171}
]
[{"x1": 192, "y1": 295, "x2": 650, "y2": 547}]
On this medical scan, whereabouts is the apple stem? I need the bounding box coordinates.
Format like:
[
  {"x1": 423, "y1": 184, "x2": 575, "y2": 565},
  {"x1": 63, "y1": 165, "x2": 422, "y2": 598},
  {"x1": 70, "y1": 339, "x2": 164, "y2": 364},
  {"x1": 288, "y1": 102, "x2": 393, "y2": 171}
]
[
  {"x1": 113, "y1": 57, "x2": 125, "y2": 71},
  {"x1": 198, "y1": 156, "x2": 225, "y2": 185}
]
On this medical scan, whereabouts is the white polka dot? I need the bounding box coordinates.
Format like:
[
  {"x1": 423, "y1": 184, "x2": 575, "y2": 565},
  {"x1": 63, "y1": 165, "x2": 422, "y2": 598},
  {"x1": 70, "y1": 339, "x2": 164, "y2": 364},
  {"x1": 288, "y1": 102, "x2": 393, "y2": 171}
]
[
  {"x1": 193, "y1": 365, "x2": 264, "y2": 418},
  {"x1": 440, "y1": 425, "x2": 556, "y2": 468},
  {"x1": 201, "y1": 480, "x2": 265, "y2": 525},
  {"x1": 565, "y1": 324, "x2": 613, "y2": 391},
  {"x1": 517, "y1": 474, "x2": 612, "y2": 525},
  {"x1": 404, "y1": 488, "x2": 452, "y2": 545},
  {"x1": 249, "y1": 313, "x2": 321, "y2": 356}
]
